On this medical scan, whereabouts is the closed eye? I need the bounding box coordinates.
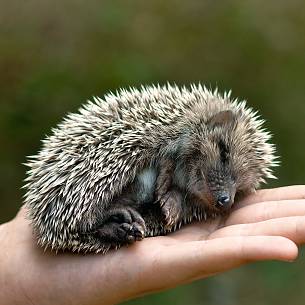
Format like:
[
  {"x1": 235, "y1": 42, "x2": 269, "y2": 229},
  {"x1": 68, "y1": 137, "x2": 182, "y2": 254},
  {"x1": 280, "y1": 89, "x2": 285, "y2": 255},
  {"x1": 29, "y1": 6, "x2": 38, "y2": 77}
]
[
  {"x1": 196, "y1": 168, "x2": 202, "y2": 180},
  {"x1": 218, "y1": 139, "x2": 229, "y2": 163}
]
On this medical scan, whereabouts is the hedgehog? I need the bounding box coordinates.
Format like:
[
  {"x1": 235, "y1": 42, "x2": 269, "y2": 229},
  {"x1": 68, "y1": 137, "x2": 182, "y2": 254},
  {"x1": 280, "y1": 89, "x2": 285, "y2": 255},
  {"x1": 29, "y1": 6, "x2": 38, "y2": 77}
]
[{"x1": 24, "y1": 84, "x2": 277, "y2": 253}]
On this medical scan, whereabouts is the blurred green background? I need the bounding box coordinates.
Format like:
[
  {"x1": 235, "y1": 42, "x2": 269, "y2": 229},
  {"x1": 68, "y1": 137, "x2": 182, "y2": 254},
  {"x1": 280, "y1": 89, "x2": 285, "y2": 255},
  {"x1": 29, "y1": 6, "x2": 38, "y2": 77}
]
[{"x1": 1, "y1": 0, "x2": 305, "y2": 304}]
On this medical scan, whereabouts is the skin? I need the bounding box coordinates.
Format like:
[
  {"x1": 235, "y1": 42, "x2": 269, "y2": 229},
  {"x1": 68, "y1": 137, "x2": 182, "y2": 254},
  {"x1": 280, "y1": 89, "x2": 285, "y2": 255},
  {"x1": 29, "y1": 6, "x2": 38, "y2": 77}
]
[{"x1": 1, "y1": 185, "x2": 305, "y2": 305}]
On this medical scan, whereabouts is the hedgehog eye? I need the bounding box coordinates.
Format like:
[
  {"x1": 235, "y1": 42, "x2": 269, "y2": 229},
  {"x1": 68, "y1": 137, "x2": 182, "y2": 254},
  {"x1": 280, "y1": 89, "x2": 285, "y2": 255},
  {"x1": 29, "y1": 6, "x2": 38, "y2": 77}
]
[
  {"x1": 196, "y1": 168, "x2": 203, "y2": 180},
  {"x1": 218, "y1": 139, "x2": 229, "y2": 163}
]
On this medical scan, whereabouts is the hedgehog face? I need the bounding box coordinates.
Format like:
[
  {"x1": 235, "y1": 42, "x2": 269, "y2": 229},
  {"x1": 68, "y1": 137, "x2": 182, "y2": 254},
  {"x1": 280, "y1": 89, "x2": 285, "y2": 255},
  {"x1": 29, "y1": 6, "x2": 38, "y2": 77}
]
[
  {"x1": 173, "y1": 109, "x2": 274, "y2": 213},
  {"x1": 181, "y1": 144, "x2": 237, "y2": 213}
]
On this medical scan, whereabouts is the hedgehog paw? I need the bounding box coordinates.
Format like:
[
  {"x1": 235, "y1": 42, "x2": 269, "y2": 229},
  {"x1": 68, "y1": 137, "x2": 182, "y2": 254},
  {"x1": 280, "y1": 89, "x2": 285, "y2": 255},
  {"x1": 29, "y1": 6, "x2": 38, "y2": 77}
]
[
  {"x1": 159, "y1": 189, "x2": 183, "y2": 229},
  {"x1": 97, "y1": 208, "x2": 146, "y2": 246}
]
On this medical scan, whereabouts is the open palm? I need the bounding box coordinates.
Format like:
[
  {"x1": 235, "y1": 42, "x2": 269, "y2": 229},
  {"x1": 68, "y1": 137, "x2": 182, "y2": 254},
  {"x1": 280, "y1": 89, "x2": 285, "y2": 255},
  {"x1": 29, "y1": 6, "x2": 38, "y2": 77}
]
[{"x1": 1, "y1": 186, "x2": 305, "y2": 305}]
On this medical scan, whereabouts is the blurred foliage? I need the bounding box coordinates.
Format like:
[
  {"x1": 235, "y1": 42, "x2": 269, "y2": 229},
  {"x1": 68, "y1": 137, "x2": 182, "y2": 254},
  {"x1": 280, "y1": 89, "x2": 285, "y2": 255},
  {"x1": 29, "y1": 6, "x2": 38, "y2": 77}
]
[{"x1": 1, "y1": 0, "x2": 305, "y2": 304}]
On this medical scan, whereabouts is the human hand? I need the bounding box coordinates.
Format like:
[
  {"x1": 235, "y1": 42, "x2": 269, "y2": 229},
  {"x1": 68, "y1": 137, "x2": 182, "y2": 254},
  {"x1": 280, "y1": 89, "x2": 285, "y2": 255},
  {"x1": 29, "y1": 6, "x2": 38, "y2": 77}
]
[{"x1": 1, "y1": 185, "x2": 305, "y2": 305}]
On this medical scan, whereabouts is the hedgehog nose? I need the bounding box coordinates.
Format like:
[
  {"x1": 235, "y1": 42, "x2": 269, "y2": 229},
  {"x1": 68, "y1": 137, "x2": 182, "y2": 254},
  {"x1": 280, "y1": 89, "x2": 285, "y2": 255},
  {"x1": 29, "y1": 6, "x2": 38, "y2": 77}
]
[{"x1": 216, "y1": 195, "x2": 231, "y2": 209}]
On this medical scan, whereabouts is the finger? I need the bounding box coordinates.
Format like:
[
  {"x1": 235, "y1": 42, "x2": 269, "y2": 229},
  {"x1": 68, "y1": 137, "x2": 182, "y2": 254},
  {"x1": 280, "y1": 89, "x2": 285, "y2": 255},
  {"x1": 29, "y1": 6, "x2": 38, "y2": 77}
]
[
  {"x1": 169, "y1": 218, "x2": 222, "y2": 241},
  {"x1": 139, "y1": 236, "x2": 297, "y2": 293},
  {"x1": 237, "y1": 185, "x2": 305, "y2": 208},
  {"x1": 227, "y1": 199, "x2": 305, "y2": 226},
  {"x1": 170, "y1": 198, "x2": 305, "y2": 242},
  {"x1": 211, "y1": 216, "x2": 305, "y2": 244}
]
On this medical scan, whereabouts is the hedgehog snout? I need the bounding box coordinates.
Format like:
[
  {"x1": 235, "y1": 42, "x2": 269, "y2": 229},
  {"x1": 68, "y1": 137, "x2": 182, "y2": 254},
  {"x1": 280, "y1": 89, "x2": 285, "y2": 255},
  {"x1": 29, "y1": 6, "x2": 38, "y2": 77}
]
[
  {"x1": 206, "y1": 170, "x2": 236, "y2": 211},
  {"x1": 207, "y1": 180, "x2": 236, "y2": 211},
  {"x1": 215, "y1": 192, "x2": 234, "y2": 210}
]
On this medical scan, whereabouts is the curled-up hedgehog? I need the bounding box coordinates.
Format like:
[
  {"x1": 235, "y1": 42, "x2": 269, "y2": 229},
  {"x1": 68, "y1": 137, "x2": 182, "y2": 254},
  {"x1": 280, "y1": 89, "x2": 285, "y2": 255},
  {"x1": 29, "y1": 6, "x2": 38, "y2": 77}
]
[{"x1": 24, "y1": 84, "x2": 277, "y2": 253}]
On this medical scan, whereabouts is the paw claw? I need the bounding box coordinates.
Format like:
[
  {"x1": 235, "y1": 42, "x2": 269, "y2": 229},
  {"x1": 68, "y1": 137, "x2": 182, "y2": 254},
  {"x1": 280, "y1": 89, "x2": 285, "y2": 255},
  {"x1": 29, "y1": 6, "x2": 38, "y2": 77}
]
[
  {"x1": 97, "y1": 208, "x2": 146, "y2": 246},
  {"x1": 159, "y1": 190, "x2": 183, "y2": 229}
]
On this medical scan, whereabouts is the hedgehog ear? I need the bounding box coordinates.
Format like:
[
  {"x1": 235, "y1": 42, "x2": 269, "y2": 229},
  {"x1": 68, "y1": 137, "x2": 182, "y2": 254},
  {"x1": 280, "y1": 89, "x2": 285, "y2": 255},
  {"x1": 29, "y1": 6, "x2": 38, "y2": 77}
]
[{"x1": 207, "y1": 110, "x2": 235, "y2": 129}]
